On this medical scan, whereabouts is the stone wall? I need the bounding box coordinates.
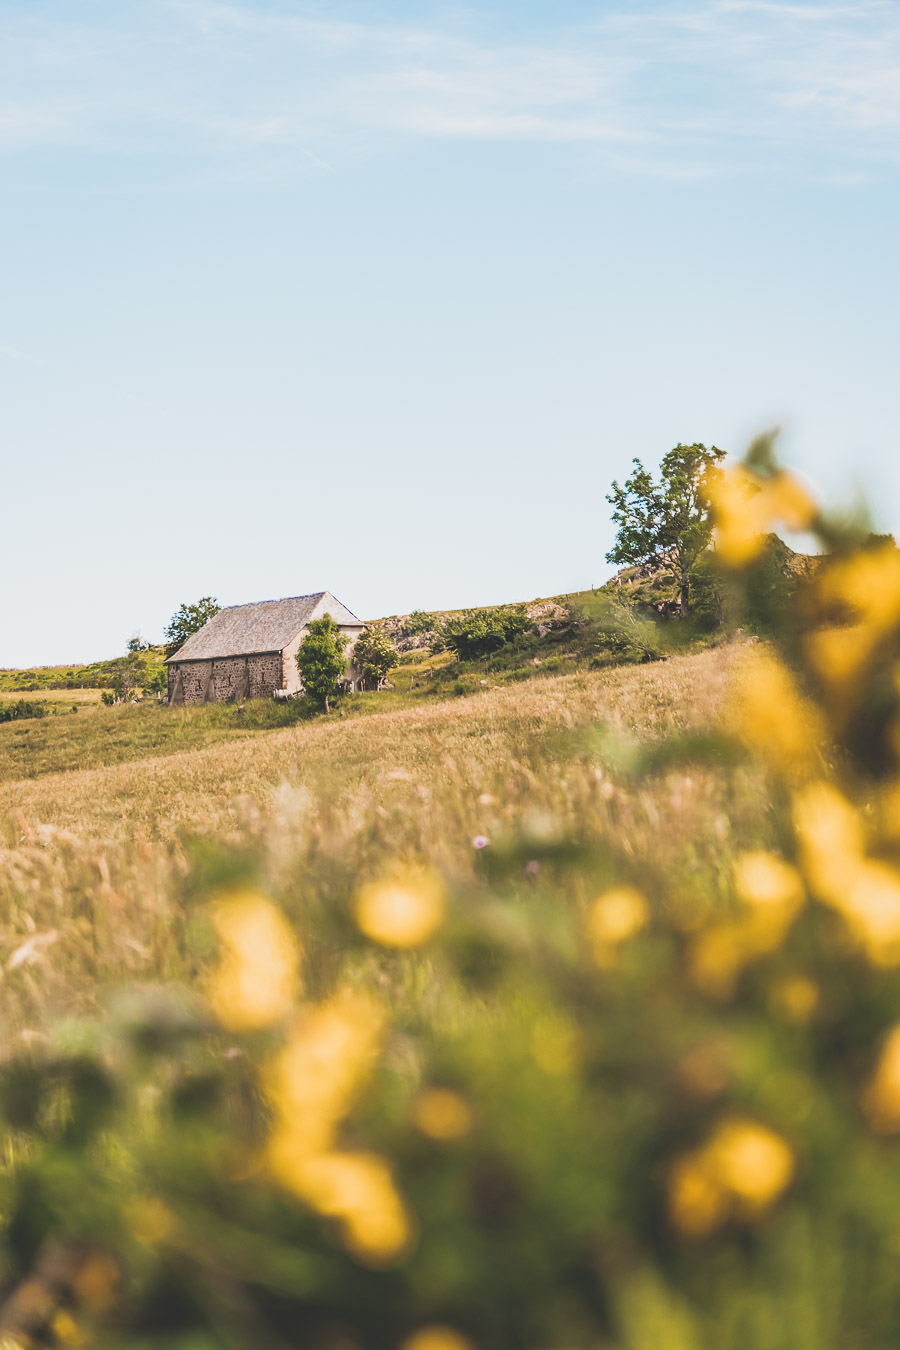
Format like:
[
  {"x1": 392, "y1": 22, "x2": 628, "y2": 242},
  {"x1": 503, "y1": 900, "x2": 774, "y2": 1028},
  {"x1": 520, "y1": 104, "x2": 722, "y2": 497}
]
[{"x1": 168, "y1": 651, "x2": 285, "y2": 705}]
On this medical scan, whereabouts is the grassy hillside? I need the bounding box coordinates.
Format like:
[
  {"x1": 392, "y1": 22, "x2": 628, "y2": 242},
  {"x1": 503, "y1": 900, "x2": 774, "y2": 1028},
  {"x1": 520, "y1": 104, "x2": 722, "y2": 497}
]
[
  {"x1": 0, "y1": 586, "x2": 721, "y2": 783},
  {"x1": 4, "y1": 507, "x2": 897, "y2": 1347}
]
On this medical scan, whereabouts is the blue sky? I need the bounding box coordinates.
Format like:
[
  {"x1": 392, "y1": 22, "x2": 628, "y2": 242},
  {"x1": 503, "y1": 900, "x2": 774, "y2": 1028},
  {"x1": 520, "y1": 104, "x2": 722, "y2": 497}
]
[{"x1": 3, "y1": 0, "x2": 900, "y2": 664}]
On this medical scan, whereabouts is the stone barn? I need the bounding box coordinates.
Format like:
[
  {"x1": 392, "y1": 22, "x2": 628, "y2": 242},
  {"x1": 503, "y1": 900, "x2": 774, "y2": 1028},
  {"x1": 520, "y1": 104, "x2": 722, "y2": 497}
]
[{"x1": 166, "y1": 592, "x2": 364, "y2": 705}]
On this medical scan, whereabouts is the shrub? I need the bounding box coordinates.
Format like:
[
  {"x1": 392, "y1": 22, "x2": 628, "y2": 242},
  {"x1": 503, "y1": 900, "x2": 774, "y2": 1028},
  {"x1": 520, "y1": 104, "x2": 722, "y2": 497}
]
[
  {"x1": 0, "y1": 700, "x2": 50, "y2": 722},
  {"x1": 352, "y1": 624, "x2": 397, "y2": 690},
  {"x1": 403, "y1": 610, "x2": 439, "y2": 636},
  {"x1": 443, "y1": 606, "x2": 530, "y2": 660}
]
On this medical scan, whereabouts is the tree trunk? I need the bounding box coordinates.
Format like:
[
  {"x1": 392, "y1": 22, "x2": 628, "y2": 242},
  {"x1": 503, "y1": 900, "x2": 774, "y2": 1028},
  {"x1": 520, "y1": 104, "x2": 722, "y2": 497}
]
[
  {"x1": 679, "y1": 568, "x2": 690, "y2": 616},
  {"x1": 325, "y1": 694, "x2": 330, "y2": 714}
]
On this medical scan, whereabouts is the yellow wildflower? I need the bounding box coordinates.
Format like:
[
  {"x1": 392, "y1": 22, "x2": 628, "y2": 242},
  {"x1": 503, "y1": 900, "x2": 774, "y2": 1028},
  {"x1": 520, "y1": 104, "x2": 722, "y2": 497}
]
[
  {"x1": 861, "y1": 1024, "x2": 900, "y2": 1133},
  {"x1": 667, "y1": 1151, "x2": 728, "y2": 1237},
  {"x1": 688, "y1": 853, "x2": 803, "y2": 998},
  {"x1": 840, "y1": 860, "x2": 900, "y2": 966},
  {"x1": 208, "y1": 890, "x2": 300, "y2": 1031},
  {"x1": 819, "y1": 544, "x2": 900, "y2": 633},
  {"x1": 793, "y1": 783, "x2": 900, "y2": 964},
  {"x1": 51, "y1": 1309, "x2": 86, "y2": 1347},
  {"x1": 265, "y1": 993, "x2": 383, "y2": 1158},
  {"x1": 355, "y1": 869, "x2": 446, "y2": 948},
  {"x1": 770, "y1": 975, "x2": 820, "y2": 1024},
  {"x1": 402, "y1": 1328, "x2": 475, "y2": 1350},
  {"x1": 687, "y1": 924, "x2": 747, "y2": 999},
  {"x1": 588, "y1": 886, "x2": 648, "y2": 967},
  {"x1": 706, "y1": 1117, "x2": 795, "y2": 1216},
  {"x1": 806, "y1": 624, "x2": 879, "y2": 697},
  {"x1": 668, "y1": 1116, "x2": 794, "y2": 1237},
  {"x1": 710, "y1": 465, "x2": 768, "y2": 567},
  {"x1": 126, "y1": 1195, "x2": 177, "y2": 1247},
  {"x1": 765, "y1": 471, "x2": 818, "y2": 532},
  {"x1": 792, "y1": 781, "x2": 865, "y2": 902},
  {"x1": 285, "y1": 1150, "x2": 414, "y2": 1266},
  {"x1": 711, "y1": 466, "x2": 817, "y2": 568},
  {"x1": 734, "y1": 850, "x2": 804, "y2": 920},
  {"x1": 414, "y1": 1088, "x2": 474, "y2": 1141},
  {"x1": 731, "y1": 649, "x2": 823, "y2": 776}
]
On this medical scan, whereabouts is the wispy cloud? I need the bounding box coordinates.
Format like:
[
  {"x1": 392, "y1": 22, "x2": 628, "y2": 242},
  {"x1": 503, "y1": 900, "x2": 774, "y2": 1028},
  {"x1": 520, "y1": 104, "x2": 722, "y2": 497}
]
[{"x1": 0, "y1": 0, "x2": 898, "y2": 179}]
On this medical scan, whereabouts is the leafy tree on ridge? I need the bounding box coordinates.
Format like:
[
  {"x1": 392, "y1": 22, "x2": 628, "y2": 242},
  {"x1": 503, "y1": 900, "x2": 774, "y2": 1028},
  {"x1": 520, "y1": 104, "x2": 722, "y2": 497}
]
[{"x1": 606, "y1": 442, "x2": 725, "y2": 615}]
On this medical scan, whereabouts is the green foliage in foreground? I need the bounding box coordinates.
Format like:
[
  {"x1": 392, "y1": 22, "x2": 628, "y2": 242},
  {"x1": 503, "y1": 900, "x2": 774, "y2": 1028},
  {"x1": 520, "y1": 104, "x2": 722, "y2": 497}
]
[{"x1": 3, "y1": 445, "x2": 900, "y2": 1347}]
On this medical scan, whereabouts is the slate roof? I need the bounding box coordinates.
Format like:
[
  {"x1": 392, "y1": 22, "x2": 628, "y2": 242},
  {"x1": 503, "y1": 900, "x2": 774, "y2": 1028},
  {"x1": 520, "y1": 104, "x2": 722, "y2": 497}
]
[{"x1": 166, "y1": 592, "x2": 362, "y2": 663}]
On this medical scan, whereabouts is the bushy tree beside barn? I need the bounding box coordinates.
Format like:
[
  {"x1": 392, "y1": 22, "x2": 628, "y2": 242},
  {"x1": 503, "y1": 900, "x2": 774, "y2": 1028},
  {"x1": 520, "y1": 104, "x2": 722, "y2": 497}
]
[
  {"x1": 353, "y1": 624, "x2": 397, "y2": 690},
  {"x1": 296, "y1": 615, "x2": 347, "y2": 713}
]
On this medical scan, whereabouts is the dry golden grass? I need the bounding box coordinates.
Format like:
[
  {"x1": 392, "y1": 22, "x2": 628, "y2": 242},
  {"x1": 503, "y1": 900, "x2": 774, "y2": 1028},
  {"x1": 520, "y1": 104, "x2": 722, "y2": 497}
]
[
  {"x1": 0, "y1": 648, "x2": 764, "y2": 1030},
  {"x1": 0, "y1": 688, "x2": 103, "y2": 703}
]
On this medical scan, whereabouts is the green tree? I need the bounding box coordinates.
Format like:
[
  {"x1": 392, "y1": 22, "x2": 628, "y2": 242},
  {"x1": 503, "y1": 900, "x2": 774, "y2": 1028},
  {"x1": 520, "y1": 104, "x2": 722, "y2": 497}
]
[
  {"x1": 296, "y1": 615, "x2": 348, "y2": 713},
  {"x1": 352, "y1": 625, "x2": 397, "y2": 690},
  {"x1": 164, "y1": 597, "x2": 221, "y2": 658},
  {"x1": 606, "y1": 443, "x2": 725, "y2": 615}
]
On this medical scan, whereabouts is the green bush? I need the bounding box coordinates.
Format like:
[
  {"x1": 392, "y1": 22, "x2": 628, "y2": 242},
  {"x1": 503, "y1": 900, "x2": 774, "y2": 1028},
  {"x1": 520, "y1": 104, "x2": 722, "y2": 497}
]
[
  {"x1": 0, "y1": 700, "x2": 50, "y2": 722},
  {"x1": 403, "y1": 610, "x2": 440, "y2": 637},
  {"x1": 443, "y1": 606, "x2": 531, "y2": 660}
]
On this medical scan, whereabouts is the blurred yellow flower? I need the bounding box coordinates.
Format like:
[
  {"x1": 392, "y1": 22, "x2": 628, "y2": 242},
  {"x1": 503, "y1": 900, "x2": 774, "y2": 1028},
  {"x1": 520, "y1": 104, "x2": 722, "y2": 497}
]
[
  {"x1": 792, "y1": 782, "x2": 865, "y2": 901},
  {"x1": 734, "y1": 850, "x2": 804, "y2": 918},
  {"x1": 285, "y1": 1150, "x2": 414, "y2": 1266},
  {"x1": 709, "y1": 465, "x2": 768, "y2": 567},
  {"x1": 402, "y1": 1328, "x2": 475, "y2": 1350},
  {"x1": 793, "y1": 783, "x2": 900, "y2": 964},
  {"x1": 265, "y1": 993, "x2": 383, "y2": 1158},
  {"x1": 126, "y1": 1195, "x2": 177, "y2": 1247},
  {"x1": 355, "y1": 869, "x2": 446, "y2": 948},
  {"x1": 819, "y1": 544, "x2": 900, "y2": 633},
  {"x1": 208, "y1": 890, "x2": 300, "y2": 1031},
  {"x1": 806, "y1": 624, "x2": 879, "y2": 697},
  {"x1": 668, "y1": 1117, "x2": 794, "y2": 1237},
  {"x1": 667, "y1": 1151, "x2": 728, "y2": 1238},
  {"x1": 862, "y1": 1024, "x2": 900, "y2": 1133},
  {"x1": 588, "y1": 886, "x2": 648, "y2": 967},
  {"x1": 707, "y1": 1117, "x2": 794, "y2": 1215},
  {"x1": 688, "y1": 854, "x2": 803, "y2": 999},
  {"x1": 765, "y1": 471, "x2": 818, "y2": 533},
  {"x1": 711, "y1": 466, "x2": 817, "y2": 568},
  {"x1": 51, "y1": 1309, "x2": 86, "y2": 1346},
  {"x1": 770, "y1": 975, "x2": 820, "y2": 1024},
  {"x1": 687, "y1": 924, "x2": 746, "y2": 999},
  {"x1": 414, "y1": 1088, "x2": 474, "y2": 1140},
  {"x1": 731, "y1": 649, "x2": 824, "y2": 776}
]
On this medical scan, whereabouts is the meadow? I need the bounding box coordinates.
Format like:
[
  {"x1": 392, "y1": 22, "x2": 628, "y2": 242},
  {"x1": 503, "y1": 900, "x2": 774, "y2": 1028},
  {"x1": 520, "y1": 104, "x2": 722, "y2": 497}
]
[{"x1": 2, "y1": 469, "x2": 900, "y2": 1348}]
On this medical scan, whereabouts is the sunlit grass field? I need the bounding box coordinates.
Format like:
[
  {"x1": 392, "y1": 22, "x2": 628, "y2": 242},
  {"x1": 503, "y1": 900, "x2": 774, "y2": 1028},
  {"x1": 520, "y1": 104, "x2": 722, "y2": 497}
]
[
  {"x1": 0, "y1": 648, "x2": 746, "y2": 1025},
  {"x1": 4, "y1": 472, "x2": 900, "y2": 1348}
]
